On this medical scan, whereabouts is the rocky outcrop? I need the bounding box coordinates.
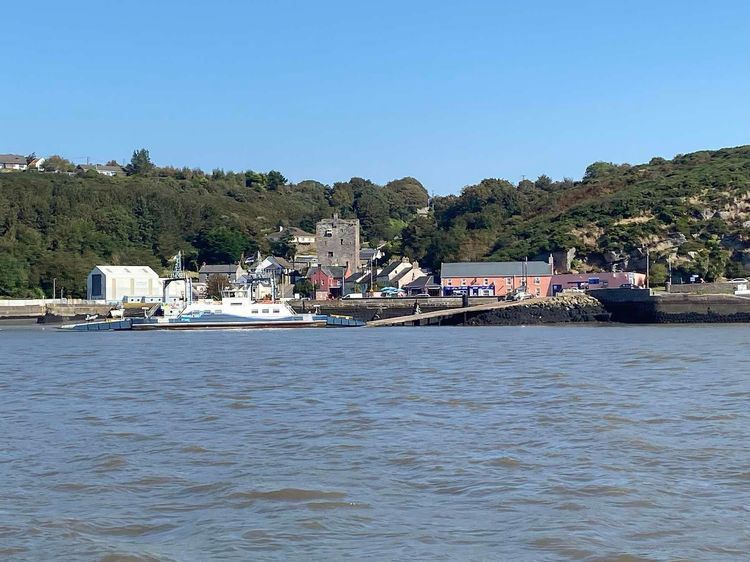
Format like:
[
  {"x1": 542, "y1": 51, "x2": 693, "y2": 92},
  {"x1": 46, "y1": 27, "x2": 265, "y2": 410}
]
[{"x1": 463, "y1": 295, "x2": 610, "y2": 326}]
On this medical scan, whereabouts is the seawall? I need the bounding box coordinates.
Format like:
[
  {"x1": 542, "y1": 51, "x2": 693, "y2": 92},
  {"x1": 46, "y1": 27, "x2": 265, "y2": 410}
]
[{"x1": 589, "y1": 288, "x2": 750, "y2": 323}]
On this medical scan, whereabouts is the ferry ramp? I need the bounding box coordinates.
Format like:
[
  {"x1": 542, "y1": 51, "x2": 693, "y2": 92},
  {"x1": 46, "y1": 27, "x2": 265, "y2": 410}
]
[{"x1": 366, "y1": 298, "x2": 544, "y2": 327}]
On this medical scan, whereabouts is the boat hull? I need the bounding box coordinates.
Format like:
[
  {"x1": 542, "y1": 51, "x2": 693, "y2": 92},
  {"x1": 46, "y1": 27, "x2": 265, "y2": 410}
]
[{"x1": 131, "y1": 319, "x2": 327, "y2": 330}]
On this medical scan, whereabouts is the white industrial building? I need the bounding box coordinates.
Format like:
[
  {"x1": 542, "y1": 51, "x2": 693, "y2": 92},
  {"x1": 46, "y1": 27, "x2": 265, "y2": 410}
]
[{"x1": 87, "y1": 265, "x2": 173, "y2": 303}]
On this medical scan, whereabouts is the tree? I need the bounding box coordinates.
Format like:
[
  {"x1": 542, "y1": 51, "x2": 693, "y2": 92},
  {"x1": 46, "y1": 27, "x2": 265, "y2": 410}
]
[
  {"x1": 266, "y1": 170, "x2": 288, "y2": 190},
  {"x1": 293, "y1": 278, "x2": 314, "y2": 298},
  {"x1": 128, "y1": 148, "x2": 154, "y2": 175},
  {"x1": 194, "y1": 227, "x2": 249, "y2": 264},
  {"x1": 206, "y1": 273, "x2": 230, "y2": 299},
  {"x1": 649, "y1": 262, "x2": 668, "y2": 286},
  {"x1": 42, "y1": 155, "x2": 74, "y2": 173},
  {"x1": 106, "y1": 160, "x2": 120, "y2": 167},
  {"x1": 383, "y1": 177, "x2": 429, "y2": 219},
  {"x1": 270, "y1": 230, "x2": 296, "y2": 261}
]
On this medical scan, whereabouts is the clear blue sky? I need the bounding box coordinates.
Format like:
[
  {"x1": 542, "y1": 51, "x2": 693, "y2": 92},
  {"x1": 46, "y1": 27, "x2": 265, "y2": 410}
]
[{"x1": 3, "y1": 1, "x2": 749, "y2": 194}]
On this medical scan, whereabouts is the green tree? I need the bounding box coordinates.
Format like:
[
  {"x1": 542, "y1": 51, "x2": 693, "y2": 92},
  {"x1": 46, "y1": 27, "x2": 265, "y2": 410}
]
[
  {"x1": 128, "y1": 148, "x2": 154, "y2": 175},
  {"x1": 293, "y1": 278, "x2": 314, "y2": 298},
  {"x1": 649, "y1": 262, "x2": 668, "y2": 286},
  {"x1": 270, "y1": 230, "x2": 296, "y2": 261},
  {"x1": 266, "y1": 170, "x2": 288, "y2": 190},
  {"x1": 195, "y1": 227, "x2": 249, "y2": 264},
  {"x1": 42, "y1": 155, "x2": 74, "y2": 173}
]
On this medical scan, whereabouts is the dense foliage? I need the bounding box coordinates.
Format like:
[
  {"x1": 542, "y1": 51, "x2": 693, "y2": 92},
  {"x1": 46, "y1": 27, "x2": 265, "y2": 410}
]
[
  {"x1": 0, "y1": 168, "x2": 427, "y2": 297},
  {"x1": 3, "y1": 144, "x2": 750, "y2": 297}
]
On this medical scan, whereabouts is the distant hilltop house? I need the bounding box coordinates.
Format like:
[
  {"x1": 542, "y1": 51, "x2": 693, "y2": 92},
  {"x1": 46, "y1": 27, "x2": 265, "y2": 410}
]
[
  {"x1": 0, "y1": 154, "x2": 28, "y2": 171},
  {"x1": 267, "y1": 226, "x2": 316, "y2": 247},
  {"x1": 198, "y1": 264, "x2": 246, "y2": 284},
  {"x1": 76, "y1": 163, "x2": 126, "y2": 177},
  {"x1": 316, "y1": 214, "x2": 360, "y2": 271},
  {"x1": 441, "y1": 260, "x2": 554, "y2": 297},
  {"x1": 27, "y1": 156, "x2": 45, "y2": 170}
]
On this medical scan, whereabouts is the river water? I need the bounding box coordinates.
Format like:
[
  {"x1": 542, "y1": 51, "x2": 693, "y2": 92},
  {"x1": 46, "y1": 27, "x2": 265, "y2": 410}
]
[{"x1": 1, "y1": 324, "x2": 749, "y2": 561}]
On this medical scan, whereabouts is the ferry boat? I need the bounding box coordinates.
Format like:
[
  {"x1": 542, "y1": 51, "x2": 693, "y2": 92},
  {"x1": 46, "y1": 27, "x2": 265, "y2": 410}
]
[{"x1": 133, "y1": 286, "x2": 326, "y2": 330}]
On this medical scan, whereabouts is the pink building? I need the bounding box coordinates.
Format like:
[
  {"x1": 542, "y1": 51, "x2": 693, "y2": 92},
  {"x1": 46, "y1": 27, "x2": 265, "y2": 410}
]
[
  {"x1": 441, "y1": 261, "x2": 553, "y2": 298},
  {"x1": 550, "y1": 272, "x2": 647, "y2": 295}
]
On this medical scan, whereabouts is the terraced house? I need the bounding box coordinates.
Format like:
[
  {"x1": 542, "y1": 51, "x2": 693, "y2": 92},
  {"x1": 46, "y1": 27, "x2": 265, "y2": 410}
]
[{"x1": 441, "y1": 260, "x2": 553, "y2": 297}]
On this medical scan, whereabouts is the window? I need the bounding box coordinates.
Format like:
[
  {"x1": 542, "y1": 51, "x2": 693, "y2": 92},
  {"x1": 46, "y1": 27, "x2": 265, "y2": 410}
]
[
  {"x1": 447, "y1": 279, "x2": 452, "y2": 286},
  {"x1": 251, "y1": 309, "x2": 258, "y2": 313},
  {"x1": 505, "y1": 277, "x2": 513, "y2": 284},
  {"x1": 461, "y1": 279, "x2": 466, "y2": 286},
  {"x1": 483, "y1": 278, "x2": 489, "y2": 285},
  {"x1": 534, "y1": 277, "x2": 541, "y2": 284},
  {"x1": 324, "y1": 229, "x2": 332, "y2": 237},
  {"x1": 261, "y1": 308, "x2": 270, "y2": 314},
  {"x1": 328, "y1": 251, "x2": 334, "y2": 257},
  {"x1": 535, "y1": 288, "x2": 541, "y2": 296},
  {"x1": 340, "y1": 239, "x2": 344, "y2": 245},
  {"x1": 272, "y1": 308, "x2": 280, "y2": 313}
]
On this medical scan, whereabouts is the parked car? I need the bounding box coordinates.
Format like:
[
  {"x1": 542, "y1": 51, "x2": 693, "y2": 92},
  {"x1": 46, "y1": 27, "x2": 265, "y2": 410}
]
[
  {"x1": 342, "y1": 293, "x2": 363, "y2": 299},
  {"x1": 414, "y1": 293, "x2": 431, "y2": 298}
]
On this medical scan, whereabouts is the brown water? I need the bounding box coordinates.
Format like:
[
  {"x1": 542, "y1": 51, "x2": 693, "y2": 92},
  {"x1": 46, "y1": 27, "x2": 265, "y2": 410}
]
[{"x1": 1, "y1": 324, "x2": 749, "y2": 561}]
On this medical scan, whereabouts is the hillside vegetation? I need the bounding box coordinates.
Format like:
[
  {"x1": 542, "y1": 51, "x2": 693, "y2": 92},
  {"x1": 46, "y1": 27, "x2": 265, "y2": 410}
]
[{"x1": 2, "y1": 145, "x2": 750, "y2": 297}]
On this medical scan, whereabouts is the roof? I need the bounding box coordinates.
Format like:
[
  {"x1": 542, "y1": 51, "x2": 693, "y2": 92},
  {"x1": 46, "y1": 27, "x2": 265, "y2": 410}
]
[
  {"x1": 92, "y1": 265, "x2": 158, "y2": 278},
  {"x1": 403, "y1": 275, "x2": 440, "y2": 289},
  {"x1": 0, "y1": 154, "x2": 26, "y2": 165},
  {"x1": 345, "y1": 271, "x2": 371, "y2": 283},
  {"x1": 199, "y1": 264, "x2": 243, "y2": 274},
  {"x1": 77, "y1": 164, "x2": 125, "y2": 173},
  {"x1": 378, "y1": 260, "x2": 410, "y2": 278},
  {"x1": 267, "y1": 226, "x2": 315, "y2": 241},
  {"x1": 308, "y1": 265, "x2": 347, "y2": 279},
  {"x1": 360, "y1": 248, "x2": 380, "y2": 261},
  {"x1": 258, "y1": 256, "x2": 294, "y2": 270},
  {"x1": 441, "y1": 261, "x2": 552, "y2": 278}
]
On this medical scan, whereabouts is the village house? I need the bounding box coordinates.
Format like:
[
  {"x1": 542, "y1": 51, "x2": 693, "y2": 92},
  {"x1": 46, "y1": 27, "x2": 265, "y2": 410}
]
[
  {"x1": 402, "y1": 274, "x2": 441, "y2": 296},
  {"x1": 308, "y1": 265, "x2": 348, "y2": 299},
  {"x1": 267, "y1": 226, "x2": 316, "y2": 255},
  {"x1": 198, "y1": 264, "x2": 246, "y2": 284},
  {"x1": 0, "y1": 154, "x2": 28, "y2": 171},
  {"x1": 344, "y1": 270, "x2": 376, "y2": 295},
  {"x1": 27, "y1": 156, "x2": 45, "y2": 170},
  {"x1": 359, "y1": 246, "x2": 384, "y2": 269},
  {"x1": 440, "y1": 260, "x2": 554, "y2": 297},
  {"x1": 550, "y1": 271, "x2": 647, "y2": 295},
  {"x1": 375, "y1": 258, "x2": 426, "y2": 289},
  {"x1": 252, "y1": 255, "x2": 296, "y2": 297},
  {"x1": 76, "y1": 163, "x2": 126, "y2": 177}
]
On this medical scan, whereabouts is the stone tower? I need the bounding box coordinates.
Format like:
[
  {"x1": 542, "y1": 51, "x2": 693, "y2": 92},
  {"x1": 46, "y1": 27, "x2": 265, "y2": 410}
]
[{"x1": 316, "y1": 214, "x2": 360, "y2": 271}]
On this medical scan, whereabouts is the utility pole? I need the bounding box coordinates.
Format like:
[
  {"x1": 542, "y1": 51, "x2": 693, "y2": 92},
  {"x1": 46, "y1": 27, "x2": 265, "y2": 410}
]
[{"x1": 52, "y1": 278, "x2": 56, "y2": 300}]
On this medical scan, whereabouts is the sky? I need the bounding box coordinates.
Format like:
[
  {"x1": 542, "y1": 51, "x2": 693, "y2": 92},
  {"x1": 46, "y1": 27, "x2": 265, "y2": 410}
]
[{"x1": 2, "y1": 1, "x2": 749, "y2": 194}]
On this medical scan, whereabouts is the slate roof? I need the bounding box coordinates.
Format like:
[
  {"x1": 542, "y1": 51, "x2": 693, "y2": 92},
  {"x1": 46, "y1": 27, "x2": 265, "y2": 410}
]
[
  {"x1": 441, "y1": 261, "x2": 552, "y2": 278},
  {"x1": 267, "y1": 226, "x2": 315, "y2": 242},
  {"x1": 0, "y1": 154, "x2": 26, "y2": 165},
  {"x1": 308, "y1": 265, "x2": 347, "y2": 279},
  {"x1": 403, "y1": 275, "x2": 440, "y2": 289},
  {"x1": 199, "y1": 264, "x2": 243, "y2": 274}
]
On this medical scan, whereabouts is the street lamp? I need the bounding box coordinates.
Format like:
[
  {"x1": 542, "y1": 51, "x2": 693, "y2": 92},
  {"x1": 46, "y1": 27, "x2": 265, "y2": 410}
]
[{"x1": 52, "y1": 278, "x2": 56, "y2": 300}]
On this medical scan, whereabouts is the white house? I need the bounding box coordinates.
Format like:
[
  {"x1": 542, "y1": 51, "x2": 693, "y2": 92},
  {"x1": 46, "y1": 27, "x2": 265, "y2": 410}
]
[
  {"x1": 0, "y1": 154, "x2": 28, "y2": 170},
  {"x1": 87, "y1": 265, "x2": 162, "y2": 303},
  {"x1": 76, "y1": 164, "x2": 126, "y2": 177}
]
